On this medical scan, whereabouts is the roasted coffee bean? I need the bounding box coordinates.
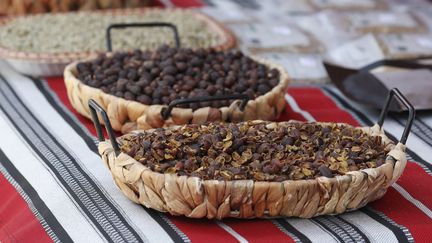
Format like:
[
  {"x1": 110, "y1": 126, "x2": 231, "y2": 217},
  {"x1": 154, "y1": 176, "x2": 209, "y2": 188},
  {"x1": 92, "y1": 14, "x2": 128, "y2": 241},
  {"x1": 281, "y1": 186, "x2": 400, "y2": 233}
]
[
  {"x1": 318, "y1": 165, "x2": 333, "y2": 177},
  {"x1": 257, "y1": 84, "x2": 271, "y2": 94},
  {"x1": 163, "y1": 66, "x2": 177, "y2": 75},
  {"x1": 126, "y1": 84, "x2": 141, "y2": 95},
  {"x1": 119, "y1": 121, "x2": 390, "y2": 181},
  {"x1": 124, "y1": 91, "x2": 135, "y2": 101},
  {"x1": 176, "y1": 62, "x2": 187, "y2": 72},
  {"x1": 137, "y1": 95, "x2": 152, "y2": 105},
  {"x1": 102, "y1": 76, "x2": 116, "y2": 85},
  {"x1": 76, "y1": 48, "x2": 281, "y2": 108}
]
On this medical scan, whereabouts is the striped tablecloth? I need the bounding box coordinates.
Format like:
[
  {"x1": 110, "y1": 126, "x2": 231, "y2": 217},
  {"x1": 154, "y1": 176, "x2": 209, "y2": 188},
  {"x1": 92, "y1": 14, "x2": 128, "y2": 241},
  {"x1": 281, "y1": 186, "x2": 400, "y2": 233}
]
[{"x1": 0, "y1": 60, "x2": 431, "y2": 243}]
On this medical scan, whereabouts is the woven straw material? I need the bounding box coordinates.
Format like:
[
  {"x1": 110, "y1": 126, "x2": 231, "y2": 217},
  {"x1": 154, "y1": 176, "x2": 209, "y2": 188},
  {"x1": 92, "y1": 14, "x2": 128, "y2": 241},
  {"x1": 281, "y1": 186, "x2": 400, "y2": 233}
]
[
  {"x1": 98, "y1": 122, "x2": 406, "y2": 219},
  {"x1": 64, "y1": 56, "x2": 290, "y2": 133}
]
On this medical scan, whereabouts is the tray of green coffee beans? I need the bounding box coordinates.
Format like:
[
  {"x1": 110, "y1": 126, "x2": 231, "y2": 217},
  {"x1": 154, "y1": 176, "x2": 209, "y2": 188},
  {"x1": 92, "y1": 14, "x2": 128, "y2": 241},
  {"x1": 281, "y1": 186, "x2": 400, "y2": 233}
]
[{"x1": 0, "y1": 8, "x2": 236, "y2": 77}]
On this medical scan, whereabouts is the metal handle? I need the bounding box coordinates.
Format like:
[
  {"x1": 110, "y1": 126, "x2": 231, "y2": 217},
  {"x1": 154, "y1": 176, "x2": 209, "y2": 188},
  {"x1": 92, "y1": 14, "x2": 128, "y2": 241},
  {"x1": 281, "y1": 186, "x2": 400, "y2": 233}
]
[
  {"x1": 161, "y1": 94, "x2": 250, "y2": 120},
  {"x1": 377, "y1": 88, "x2": 415, "y2": 145},
  {"x1": 106, "y1": 22, "x2": 181, "y2": 52},
  {"x1": 89, "y1": 99, "x2": 120, "y2": 155}
]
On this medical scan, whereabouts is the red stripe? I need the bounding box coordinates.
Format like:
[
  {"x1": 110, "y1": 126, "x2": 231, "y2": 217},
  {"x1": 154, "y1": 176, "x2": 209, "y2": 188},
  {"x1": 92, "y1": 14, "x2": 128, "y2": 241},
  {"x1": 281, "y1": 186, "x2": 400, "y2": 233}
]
[
  {"x1": 397, "y1": 163, "x2": 432, "y2": 211},
  {"x1": 0, "y1": 173, "x2": 52, "y2": 243},
  {"x1": 224, "y1": 219, "x2": 295, "y2": 243},
  {"x1": 288, "y1": 87, "x2": 432, "y2": 242},
  {"x1": 288, "y1": 88, "x2": 359, "y2": 126},
  {"x1": 167, "y1": 216, "x2": 239, "y2": 243},
  {"x1": 170, "y1": 0, "x2": 205, "y2": 7},
  {"x1": 371, "y1": 188, "x2": 432, "y2": 243}
]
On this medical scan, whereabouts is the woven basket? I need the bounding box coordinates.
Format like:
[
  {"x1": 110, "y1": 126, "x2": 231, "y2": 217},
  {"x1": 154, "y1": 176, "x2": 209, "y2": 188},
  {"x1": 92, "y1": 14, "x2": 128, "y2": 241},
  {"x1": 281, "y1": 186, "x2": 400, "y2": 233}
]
[
  {"x1": 64, "y1": 56, "x2": 290, "y2": 133},
  {"x1": 90, "y1": 88, "x2": 414, "y2": 219},
  {"x1": 0, "y1": 8, "x2": 236, "y2": 76},
  {"x1": 97, "y1": 122, "x2": 405, "y2": 219}
]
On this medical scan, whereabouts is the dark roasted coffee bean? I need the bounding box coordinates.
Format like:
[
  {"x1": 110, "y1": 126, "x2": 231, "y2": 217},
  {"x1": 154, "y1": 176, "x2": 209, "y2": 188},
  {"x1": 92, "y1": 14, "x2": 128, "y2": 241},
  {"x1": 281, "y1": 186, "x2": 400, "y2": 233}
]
[
  {"x1": 162, "y1": 96, "x2": 170, "y2": 104},
  {"x1": 257, "y1": 83, "x2": 271, "y2": 94},
  {"x1": 318, "y1": 165, "x2": 333, "y2": 177},
  {"x1": 76, "y1": 48, "x2": 282, "y2": 107},
  {"x1": 127, "y1": 70, "x2": 138, "y2": 80},
  {"x1": 206, "y1": 85, "x2": 217, "y2": 95},
  {"x1": 163, "y1": 66, "x2": 177, "y2": 75},
  {"x1": 124, "y1": 91, "x2": 135, "y2": 101},
  {"x1": 143, "y1": 86, "x2": 154, "y2": 96},
  {"x1": 163, "y1": 75, "x2": 175, "y2": 85},
  {"x1": 126, "y1": 84, "x2": 141, "y2": 95},
  {"x1": 176, "y1": 62, "x2": 187, "y2": 72},
  {"x1": 116, "y1": 79, "x2": 128, "y2": 91},
  {"x1": 137, "y1": 95, "x2": 152, "y2": 105}
]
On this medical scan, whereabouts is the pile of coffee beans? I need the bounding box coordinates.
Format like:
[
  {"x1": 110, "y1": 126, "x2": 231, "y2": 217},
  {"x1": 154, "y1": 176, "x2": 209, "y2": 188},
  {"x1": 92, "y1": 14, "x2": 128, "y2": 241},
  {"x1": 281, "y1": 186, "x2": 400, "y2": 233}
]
[
  {"x1": 120, "y1": 121, "x2": 391, "y2": 181},
  {"x1": 76, "y1": 45, "x2": 280, "y2": 109}
]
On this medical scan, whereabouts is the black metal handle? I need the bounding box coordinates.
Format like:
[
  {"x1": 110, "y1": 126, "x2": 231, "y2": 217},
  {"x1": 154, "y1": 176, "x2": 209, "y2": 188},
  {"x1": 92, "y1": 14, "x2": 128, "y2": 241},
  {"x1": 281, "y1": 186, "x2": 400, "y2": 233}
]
[
  {"x1": 161, "y1": 94, "x2": 250, "y2": 120},
  {"x1": 106, "y1": 22, "x2": 181, "y2": 52},
  {"x1": 88, "y1": 99, "x2": 120, "y2": 155},
  {"x1": 377, "y1": 88, "x2": 415, "y2": 145}
]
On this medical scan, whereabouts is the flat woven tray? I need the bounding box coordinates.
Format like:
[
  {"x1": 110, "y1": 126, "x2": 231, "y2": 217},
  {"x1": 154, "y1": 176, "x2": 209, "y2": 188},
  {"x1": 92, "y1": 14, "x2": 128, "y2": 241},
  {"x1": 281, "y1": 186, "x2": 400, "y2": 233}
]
[
  {"x1": 64, "y1": 56, "x2": 290, "y2": 133},
  {"x1": 0, "y1": 8, "x2": 236, "y2": 76}
]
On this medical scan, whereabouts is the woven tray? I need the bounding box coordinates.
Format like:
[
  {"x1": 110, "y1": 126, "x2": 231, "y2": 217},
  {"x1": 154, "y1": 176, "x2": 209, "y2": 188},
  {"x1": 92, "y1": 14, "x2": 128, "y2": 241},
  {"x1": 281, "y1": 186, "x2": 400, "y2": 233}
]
[
  {"x1": 90, "y1": 88, "x2": 414, "y2": 219},
  {"x1": 64, "y1": 55, "x2": 290, "y2": 133},
  {"x1": 0, "y1": 8, "x2": 236, "y2": 76}
]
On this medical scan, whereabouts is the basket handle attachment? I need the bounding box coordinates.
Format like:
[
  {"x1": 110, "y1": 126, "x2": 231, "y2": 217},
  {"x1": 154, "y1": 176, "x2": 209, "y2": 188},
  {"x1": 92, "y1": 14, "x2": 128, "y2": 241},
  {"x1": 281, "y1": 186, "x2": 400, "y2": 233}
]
[
  {"x1": 377, "y1": 88, "x2": 415, "y2": 145},
  {"x1": 161, "y1": 94, "x2": 250, "y2": 120},
  {"x1": 89, "y1": 99, "x2": 120, "y2": 155},
  {"x1": 106, "y1": 22, "x2": 181, "y2": 52}
]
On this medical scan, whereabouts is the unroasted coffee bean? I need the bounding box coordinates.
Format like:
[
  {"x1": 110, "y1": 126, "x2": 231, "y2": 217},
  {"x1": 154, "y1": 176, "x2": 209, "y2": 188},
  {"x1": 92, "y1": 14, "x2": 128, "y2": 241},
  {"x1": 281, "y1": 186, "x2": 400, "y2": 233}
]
[{"x1": 76, "y1": 47, "x2": 281, "y2": 108}]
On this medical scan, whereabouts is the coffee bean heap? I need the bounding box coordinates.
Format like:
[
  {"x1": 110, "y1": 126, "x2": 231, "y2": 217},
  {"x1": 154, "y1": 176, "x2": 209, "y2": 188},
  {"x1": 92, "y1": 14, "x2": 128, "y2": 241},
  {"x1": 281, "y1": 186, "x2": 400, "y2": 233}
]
[
  {"x1": 76, "y1": 45, "x2": 280, "y2": 109},
  {"x1": 120, "y1": 121, "x2": 391, "y2": 181}
]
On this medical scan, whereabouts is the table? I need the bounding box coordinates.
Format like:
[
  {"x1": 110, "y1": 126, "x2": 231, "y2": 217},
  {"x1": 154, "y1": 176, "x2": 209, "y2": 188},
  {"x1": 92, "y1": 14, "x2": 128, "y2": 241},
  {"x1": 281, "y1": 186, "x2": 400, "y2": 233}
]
[
  {"x1": 1, "y1": 1, "x2": 432, "y2": 243},
  {"x1": 1, "y1": 62, "x2": 431, "y2": 242}
]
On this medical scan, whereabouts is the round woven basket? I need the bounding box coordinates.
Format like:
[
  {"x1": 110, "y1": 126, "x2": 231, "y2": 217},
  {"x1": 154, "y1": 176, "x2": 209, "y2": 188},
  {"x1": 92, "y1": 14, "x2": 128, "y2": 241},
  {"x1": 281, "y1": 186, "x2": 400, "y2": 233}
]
[
  {"x1": 97, "y1": 122, "x2": 406, "y2": 219},
  {"x1": 0, "y1": 8, "x2": 236, "y2": 76},
  {"x1": 64, "y1": 56, "x2": 290, "y2": 133}
]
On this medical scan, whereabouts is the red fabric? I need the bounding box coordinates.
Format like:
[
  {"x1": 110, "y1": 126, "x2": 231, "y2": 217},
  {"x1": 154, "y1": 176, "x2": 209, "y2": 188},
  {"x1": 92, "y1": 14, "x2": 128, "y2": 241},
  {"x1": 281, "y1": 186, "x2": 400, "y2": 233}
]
[
  {"x1": 0, "y1": 173, "x2": 52, "y2": 243},
  {"x1": 168, "y1": 217, "x2": 240, "y2": 243},
  {"x1": 169, "y1": 0, "x2": 205, "y2": 7}
]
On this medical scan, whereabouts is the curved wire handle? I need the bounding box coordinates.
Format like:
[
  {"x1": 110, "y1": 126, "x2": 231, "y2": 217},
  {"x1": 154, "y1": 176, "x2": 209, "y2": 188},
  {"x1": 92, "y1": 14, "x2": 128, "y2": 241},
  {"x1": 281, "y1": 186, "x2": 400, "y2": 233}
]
[
  {"x1": 161, "y1": 94, "x2": 250, "y2": 120},
  {"x1": 88, "y1": 99, "x2": 120, "y2": 155},
  {"x1": 377, "y1": 88, "x2": 415, "y2": 145},
  {"x1": 106, "y1": 22, "x2": 180, "y2": 52}
]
